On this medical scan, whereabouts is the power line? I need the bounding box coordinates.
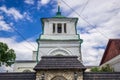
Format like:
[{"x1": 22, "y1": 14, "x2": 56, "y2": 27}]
[
  {"x1": 1, "y1": 30, "x2": 33, "y2": 51},
  {"x1": 61, "y1": 0, "x2": 109, "y2": 39},
  {"x1": 60, "y1": 0, "x2": 109, "y2": 65},
  {"x1": 10, "y1": 26, "x2": 36, "y2": 50},
  {"x1": 80, "y1": 0, "x2": 89, "y2": 14}
]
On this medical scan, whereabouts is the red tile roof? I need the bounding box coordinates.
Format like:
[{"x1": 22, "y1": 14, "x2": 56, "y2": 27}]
[{"x1": 100, "y1": 39, "x2": 120, "y2": 65}]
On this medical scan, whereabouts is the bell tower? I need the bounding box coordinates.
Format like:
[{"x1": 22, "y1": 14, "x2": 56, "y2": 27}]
[
  {"x1": 34, "y1": 3, "x2": 85, "y2": 80},
  {"x1": 36, "y1": 4, "x2": 83, "y2": 62}
]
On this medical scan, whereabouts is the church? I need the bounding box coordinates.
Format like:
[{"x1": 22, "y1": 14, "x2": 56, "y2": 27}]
[
  {"x1": 0, "y1": 5, "x2": 120, "y2": 80},
  {"x1": 13, "y1": 5, "x2": 84, "y2": 73},
  {"x1": 12, "y1": 5, "x2": 86, "y2": 80}
]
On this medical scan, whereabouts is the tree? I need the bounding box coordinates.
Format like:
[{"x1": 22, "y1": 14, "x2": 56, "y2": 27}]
[
  {"x1": 0, "y1": 42, "x2": 16, "y2": 66},
  {"x1": 100, "y1": 64, "x2": 114, "y2": 72},
  {"x1": 91, "y1": 64, "x2": 114, "y2": 72},
  {"x1": 91, "y1": 67, "x2": 100, "y2": 72}
]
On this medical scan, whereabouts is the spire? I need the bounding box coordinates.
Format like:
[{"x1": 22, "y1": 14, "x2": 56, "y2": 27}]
[
  {"x1": 56, "y1": 1, "x2": 61, "y2": 16},
  {"x1": 54, "y1": 0, "x2": 65, "y2": 18}
]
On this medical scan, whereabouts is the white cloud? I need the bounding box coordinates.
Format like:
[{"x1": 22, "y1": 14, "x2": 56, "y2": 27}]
[
  {"x1": 0, "y1": 6, "x2": 23, "y2": 20},
  {"x1": 37, "y1": 0, "x2": 50, "y2": 9},
  {"x1": 0, "y1": 15, "x2": 12, "y2": 31},
  {"x1": 24, "y1": 0, "x2": 34, "y2": 5},
  {"x1": 0, "y1": 37, "x2": 37, "y2": 60},
  {"x1": 0, "y1": 20, "x2": 11, "y2": 31},
  {"x1": 0, "y1": 37, "x2": 37, "y2": 72},
  {"x1": 60, "y1": 0, "x2": 84, "y2": 12},
  {"x1": 23, "y1": 12, "x2": 33, "y2": 22},
  {"x1": 59, "y1": 0, "x2": 120, "y2": 66},
  {"x1": 0, "y1": 6, "x2": 33, "y2": 31},
  {"x1": 40, "y1": 0, "x2": 50, "y2": 5},
  {"x1": 0, "y1": 0, "x2": 119, "y2": 67}
]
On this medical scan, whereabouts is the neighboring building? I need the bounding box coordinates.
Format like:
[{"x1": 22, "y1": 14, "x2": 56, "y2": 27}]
[
  {"x1": 100, "y1": 39, "x2": 120, "y2": 72},
  {"x1": 13, "y1": 51, "x2": 37, "y2": 72}
]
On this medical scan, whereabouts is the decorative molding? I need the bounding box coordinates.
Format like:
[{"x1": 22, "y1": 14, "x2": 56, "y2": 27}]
[{"x1": 48, "y1": 48, "x2": 72, "y2": 55}]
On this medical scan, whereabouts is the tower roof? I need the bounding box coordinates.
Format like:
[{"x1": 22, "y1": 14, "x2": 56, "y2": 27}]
[{"x1": 53, "y1": 2, "x2": 65, "y2": 18}]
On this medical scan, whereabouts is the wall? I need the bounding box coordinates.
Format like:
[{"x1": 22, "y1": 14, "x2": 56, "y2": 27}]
[
  {"x1": 84, "y1": 72, "x2": 120, "y2": 80},
  {"x1": 43, "y1": 18, "x2": 77, "y2": 35},
  {"x1": 37, "y1": 40, "x2": 82, "y2": 60},
  {"x1": 13, "y1": 62, "x2": 36, "y2": 72},
  {"x1": 36, "y1": 70, "x2": 83, "y2": 80},
  {"x1": 101, "y1": 54, "x2": 120, "y2": 72}
]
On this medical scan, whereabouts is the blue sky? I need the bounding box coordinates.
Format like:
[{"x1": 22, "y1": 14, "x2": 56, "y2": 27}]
[
  {"x1": 0, "y1": 0, "x2": 57, "y2": 42},
  {"x1": 0, "y1": 0, "x2": 120, "y2": 66}
]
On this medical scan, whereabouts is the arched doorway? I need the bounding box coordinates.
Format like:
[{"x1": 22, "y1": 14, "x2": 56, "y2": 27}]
[{"x1": 51, "y1": 76, "x2": 67, "y2": 80}]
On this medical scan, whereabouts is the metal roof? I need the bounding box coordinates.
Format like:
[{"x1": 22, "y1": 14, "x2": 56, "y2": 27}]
[
  {"x1": 84, "y1": 72, "x2": 120, "y2": 80},
  {"x1": 0, "y1": 72, "x2": 36, "y2": 80},
  {"x1": 34, "y1": 56, "x2": 86, "y2": 70}
]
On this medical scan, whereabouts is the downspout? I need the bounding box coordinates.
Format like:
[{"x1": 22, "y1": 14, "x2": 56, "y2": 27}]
[
  {"x1": 36, "y1": 39, "x2": 40, "y2": 63},
  {"x1": 78, "y1": 33, "x2": 83, "y2": 62}
]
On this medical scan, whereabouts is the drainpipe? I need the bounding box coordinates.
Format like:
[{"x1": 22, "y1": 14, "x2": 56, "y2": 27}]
[
  {"x1": 36, "y1": 39, "x2": 40, "y2": 63},
  {"x1": 78, "y1": 34, "x2": 83, "y2": 62}
]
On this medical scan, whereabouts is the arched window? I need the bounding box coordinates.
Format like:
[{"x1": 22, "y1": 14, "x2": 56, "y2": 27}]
[
  {"x1": 23, "y1": 69, "x2": 31, "y2": 72},
  {"x1": 55, "y1": 54, "x2": 64, "y2": 56},
  {"x1": 57, "y1": 23, "x2": 62, "y2": 33},
  {"x1": 52, "y1": 23, "x2": 67, "y2": 34},
  {"x1": 49, "y1": 49, "x2": 70, "y2": 56}
]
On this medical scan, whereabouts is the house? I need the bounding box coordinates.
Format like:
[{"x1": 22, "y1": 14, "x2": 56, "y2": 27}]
[{"x1": 100, "y1": 39, "x2": 120, "y2": 72}]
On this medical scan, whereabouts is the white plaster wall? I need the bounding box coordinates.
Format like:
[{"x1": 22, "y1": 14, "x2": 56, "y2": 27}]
[
  {"x1": 44, "y1": 21, "x2": 50, "y2": 35},
  {"x1": 101, "y1": 54, "x2": 120, "y2": 72},
  {"x1": 13, "y1": 62, "x2": 36, "y2": 72},
  {"x1": 33, "y1": 51, "x2": 37, "y2": 60},
  {"x1": 66, "y1": 22, "x2": 76, "y2": 34},
  {"x1": 112, "y1": 62, "x2": 120, "y2": 72},
  {"x1": 38, "y1": 40, "x2": 81, "y2": 60},
  {"x1": 40, "y1": 35, "x2": 79, "y2": 40},
  {"x1": 43, "y1": 19, "x2": 77, "y2": 35}
]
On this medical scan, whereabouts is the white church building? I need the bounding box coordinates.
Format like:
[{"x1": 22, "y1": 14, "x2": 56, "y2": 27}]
[{"x1": 13, "y1": 5, "x2": 83, "y2": 72}]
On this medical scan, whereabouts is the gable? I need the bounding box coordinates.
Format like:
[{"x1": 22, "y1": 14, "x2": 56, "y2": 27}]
[{"x1": 100, "y1": 39, "x2": 120, "y2": 65}]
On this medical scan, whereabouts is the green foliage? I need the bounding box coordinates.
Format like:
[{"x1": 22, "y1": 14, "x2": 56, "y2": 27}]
[
  {"x1": 0, "y1": 42, "x2": 16, "y2": 66},
  {"x1": 91, "y1": 64, "x2": 114, "y2": 72},
  {"x1": 100, "y1": 64, "x2": 114, "y2": 72},
  {"x1": 91, "y1": 67, "x2": 100, "y2": 72}
]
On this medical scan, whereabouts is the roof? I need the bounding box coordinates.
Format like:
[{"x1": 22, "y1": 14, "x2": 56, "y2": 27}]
[
  {"x1": 34, "y1": 56, "x2": 86, "y2": 70},
  {"x1": 41, "y1": 17, "x2": 78, "y2": 25},
  {"x1": 15, "y1": 60, "x2": 36, "y2": 63},
  {"x1": 84, "y1": 72, "x2": 120, "y2": 80},
  {"x1": 0, "y1": 72, "x2": 36, "y2": 80},
  {"x1": 53, "y1": 5, "x2": 65, "y2": 18},
  {"x1": 100, "y1": 39, "x2": 120, "y2": 65}
]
